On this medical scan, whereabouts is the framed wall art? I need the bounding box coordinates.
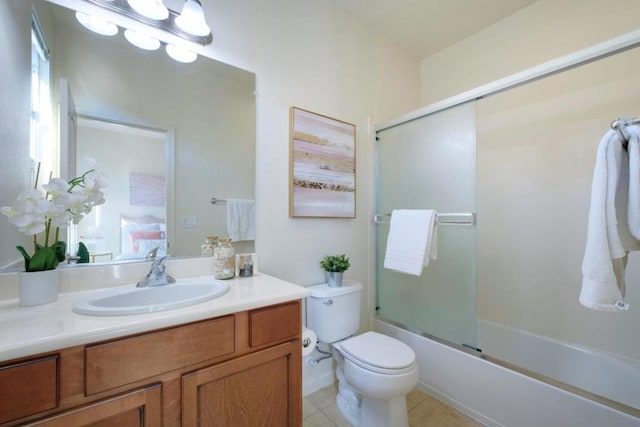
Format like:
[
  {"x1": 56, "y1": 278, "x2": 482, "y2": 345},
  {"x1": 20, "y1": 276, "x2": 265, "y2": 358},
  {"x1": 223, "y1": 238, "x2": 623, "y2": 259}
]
[{"x1": 289, "y1": 107, "x2": 356, "y2": 218}]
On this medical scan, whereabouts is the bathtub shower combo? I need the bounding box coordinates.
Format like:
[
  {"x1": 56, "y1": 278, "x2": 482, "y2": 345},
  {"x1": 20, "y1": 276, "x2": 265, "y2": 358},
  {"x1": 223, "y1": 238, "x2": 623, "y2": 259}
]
[{"x1": 373, "y1": 31, "x2": 640, "y2": 427}]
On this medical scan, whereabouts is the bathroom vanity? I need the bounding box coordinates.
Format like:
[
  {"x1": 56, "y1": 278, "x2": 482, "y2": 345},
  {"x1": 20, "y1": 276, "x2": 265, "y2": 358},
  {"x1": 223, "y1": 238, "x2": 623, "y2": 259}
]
[{"x1": 0, "y1": 272, "x2": 309, "y2": 426}]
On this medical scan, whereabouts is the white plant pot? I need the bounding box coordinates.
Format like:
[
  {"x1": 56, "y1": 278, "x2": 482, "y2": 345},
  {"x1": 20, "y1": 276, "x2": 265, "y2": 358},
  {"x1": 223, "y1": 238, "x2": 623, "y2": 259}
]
[
  {"x1": 325, "y1": 271, "x2": 344, "y2": 287},
  {"x1": 18, "y1": 269, "x2": 59, "y2": 306}
]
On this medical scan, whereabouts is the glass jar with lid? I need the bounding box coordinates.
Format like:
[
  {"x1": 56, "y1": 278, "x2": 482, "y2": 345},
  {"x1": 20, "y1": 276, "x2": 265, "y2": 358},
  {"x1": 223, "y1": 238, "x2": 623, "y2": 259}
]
[
  {"x1": 214, "y1": 237, "x2": 235, "y2": 279},
  {"x1": 201, "y1": 236, "x2": 218, "y2": 256}
]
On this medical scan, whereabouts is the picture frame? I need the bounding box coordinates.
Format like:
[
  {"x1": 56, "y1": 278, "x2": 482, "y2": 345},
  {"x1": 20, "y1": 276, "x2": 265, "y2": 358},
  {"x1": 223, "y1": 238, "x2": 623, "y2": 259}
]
[{"x1": 289, "y1": 107, "x2": 356, "y2": 218}]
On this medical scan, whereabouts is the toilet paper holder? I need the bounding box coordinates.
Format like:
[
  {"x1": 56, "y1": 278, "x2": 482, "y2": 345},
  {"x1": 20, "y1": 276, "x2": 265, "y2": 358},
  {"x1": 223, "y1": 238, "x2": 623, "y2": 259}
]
[{"x1": 302, "y1": 327, "x2": 318, "y2": 357}]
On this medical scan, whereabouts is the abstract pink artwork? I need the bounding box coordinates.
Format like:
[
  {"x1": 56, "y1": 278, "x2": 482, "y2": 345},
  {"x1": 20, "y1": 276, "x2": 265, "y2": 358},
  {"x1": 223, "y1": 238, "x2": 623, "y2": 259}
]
[
  {"x1": 289, "y1": 107, "x2": 356, "y2": 218},
  {"x1": 129, "y1": 172, "x2": 165, "y2": 207}
]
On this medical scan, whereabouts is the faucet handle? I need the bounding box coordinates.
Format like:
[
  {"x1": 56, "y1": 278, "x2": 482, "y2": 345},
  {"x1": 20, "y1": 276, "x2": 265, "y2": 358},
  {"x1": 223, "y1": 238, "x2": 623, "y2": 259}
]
[
  {"x1": 145, "y1": 246, "x2": 159, "y2": 259},
  {"x1": 150, "y1": 256, "x2": 166, "y2": 270}
]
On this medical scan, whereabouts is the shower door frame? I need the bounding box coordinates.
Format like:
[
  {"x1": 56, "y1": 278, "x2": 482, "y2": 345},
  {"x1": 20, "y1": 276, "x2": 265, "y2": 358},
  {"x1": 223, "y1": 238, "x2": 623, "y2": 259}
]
[{"x1": 373, "y1": 28, "x2": 640, "y2": 418}]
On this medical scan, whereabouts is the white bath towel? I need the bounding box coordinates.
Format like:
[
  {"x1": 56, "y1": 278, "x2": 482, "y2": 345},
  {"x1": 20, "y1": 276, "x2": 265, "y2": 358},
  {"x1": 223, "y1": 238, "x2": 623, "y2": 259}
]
[
  {"x1": 580, "y1": 130, "x2": 638, "y2": 311},
  {"x1": 226, "y1": 199, "x2": 255, "y2": 242},
  {"x1": 626, "y1": 126, "x2": 640, "y2": 240},
  {"x1": 384, "y1": 209, "x2": 438, "y2": 276}
]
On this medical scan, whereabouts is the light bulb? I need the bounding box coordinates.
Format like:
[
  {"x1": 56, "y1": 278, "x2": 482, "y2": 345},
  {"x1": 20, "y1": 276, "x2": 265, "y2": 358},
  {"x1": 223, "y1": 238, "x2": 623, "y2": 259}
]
[
  {"x1": 124, "y1": 29, "x2": 161, "y2": 50},
  {"x1": 165, "y1": 44, "x2": 197, "y2": 63},
  {"x1": 127, "y1": 0, "x2": 169, "y2": 21},
  {"x1": 75, "y1": 12, "x2": 118, "y2": 36},
  {"x1": 175, "y1": 0, "x2": 211, "y2": 36}
]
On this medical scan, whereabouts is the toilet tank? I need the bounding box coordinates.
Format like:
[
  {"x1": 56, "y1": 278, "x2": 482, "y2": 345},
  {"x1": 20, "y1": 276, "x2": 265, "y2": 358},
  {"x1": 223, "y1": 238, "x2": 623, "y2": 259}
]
[{"x1": 306, "y1": 280, "x2": 362, "y2": 343}]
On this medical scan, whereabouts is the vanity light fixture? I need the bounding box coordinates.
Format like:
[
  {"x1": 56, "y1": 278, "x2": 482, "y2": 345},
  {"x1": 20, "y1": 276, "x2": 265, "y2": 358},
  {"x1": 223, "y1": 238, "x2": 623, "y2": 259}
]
[
  {"x1": 124, "y1": 29, "x2": 161, "y2": 50},
  {"x1": 75, "y1": 11, "x2": 118, "y2": 36},
  {"x1": 126, "y1": 0, "x2": 168, "y2": 21},
  {"x1": 165, "y1": 43, "x2": 197, "y2": 63},
  {"x1": 79, "y1": 0, "x2": 213, "y2": 46},
  {"x1": 175, "y1": 0, "x2": 211, "y2": 37},
  {"x1": 77, "y1": 0, "x2": 213, "y2": 63}
]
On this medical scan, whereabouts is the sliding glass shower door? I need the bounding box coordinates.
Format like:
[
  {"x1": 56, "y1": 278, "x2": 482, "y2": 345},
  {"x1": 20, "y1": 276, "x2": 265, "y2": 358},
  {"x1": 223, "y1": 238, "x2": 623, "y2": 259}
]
[{"x1": 375, "y1": 101, "x2": 477, "y2": 348}]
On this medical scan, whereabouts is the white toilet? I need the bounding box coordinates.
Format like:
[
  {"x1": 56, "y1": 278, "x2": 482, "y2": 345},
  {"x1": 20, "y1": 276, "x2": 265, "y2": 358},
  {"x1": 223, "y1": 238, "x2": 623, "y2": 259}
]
[{"x1": 306, "y1": 280, "x2": 419, "y2": 427}]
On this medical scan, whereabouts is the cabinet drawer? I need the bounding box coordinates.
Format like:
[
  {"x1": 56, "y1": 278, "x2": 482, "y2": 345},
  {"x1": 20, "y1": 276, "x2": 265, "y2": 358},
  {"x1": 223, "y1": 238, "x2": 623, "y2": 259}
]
[
  {"x1": 0, "y1": 355, "x2": 58, "y2": 423},
  {"x1": 28, "y1": 384, "x2": 162, "y2": 427},
  {"x1": 249, "y1": 301, "x2": 301, "y2": 347},
  {"x1": 85, "y1": 316, "x2": 235, "y2": 395}
]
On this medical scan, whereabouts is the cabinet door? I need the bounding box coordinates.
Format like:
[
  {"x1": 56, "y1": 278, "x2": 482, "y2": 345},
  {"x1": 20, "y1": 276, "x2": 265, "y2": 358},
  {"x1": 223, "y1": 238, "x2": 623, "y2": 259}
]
[
  {"x1": 27, "y1": 384, "x2": 161, "y2": 427},
  {"x1": 183, "y1": 341, "x2": 301, "y2": 427}
]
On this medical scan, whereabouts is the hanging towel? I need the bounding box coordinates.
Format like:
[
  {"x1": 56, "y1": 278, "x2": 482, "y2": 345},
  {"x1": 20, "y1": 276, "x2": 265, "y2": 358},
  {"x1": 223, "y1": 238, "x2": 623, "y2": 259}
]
[
  {"x1": 383, "y1": 209, "x2": 438, "y2": 276},
  {"x1": 626, "y1": 126, "x2": 640, "y2": 239},
  {"x1": 580, "y1": 130, "x2": 639, "y2": 311},
  {"x1": 226, "y1": 199, "x2": 255, "y2": 241}
]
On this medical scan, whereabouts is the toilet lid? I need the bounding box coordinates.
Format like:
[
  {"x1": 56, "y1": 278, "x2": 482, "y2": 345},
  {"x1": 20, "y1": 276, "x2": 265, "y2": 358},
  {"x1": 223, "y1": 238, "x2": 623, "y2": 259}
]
[{"x1": 340, "y1": 332, "x2": 415, "y2": 371}]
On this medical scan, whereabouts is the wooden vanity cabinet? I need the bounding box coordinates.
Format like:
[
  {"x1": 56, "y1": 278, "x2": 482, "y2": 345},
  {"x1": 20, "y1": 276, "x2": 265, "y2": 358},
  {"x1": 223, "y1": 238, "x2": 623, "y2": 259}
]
[
  {"x1": 182, "y1": 340, "x2": 301, "y2": 426},
  {"x1": 0, "y1": 300, "x2": 302, "y2": 427}
]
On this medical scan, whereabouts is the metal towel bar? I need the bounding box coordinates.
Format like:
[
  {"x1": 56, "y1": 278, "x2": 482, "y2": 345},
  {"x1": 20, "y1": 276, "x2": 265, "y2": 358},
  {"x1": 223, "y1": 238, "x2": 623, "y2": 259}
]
[
  {"x1": 373, "y1": 212, "x2": 475, "y2": 225},
  {"x1": 610, "y1": 117, "x2": 640, "y2": 144},
  {"x1": 210, "y1": 197, "x2": 227, "y2": 205}
]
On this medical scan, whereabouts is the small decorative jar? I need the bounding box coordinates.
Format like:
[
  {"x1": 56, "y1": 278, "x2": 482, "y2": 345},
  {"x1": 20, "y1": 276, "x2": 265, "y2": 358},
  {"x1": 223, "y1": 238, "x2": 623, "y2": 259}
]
[
  {"x1": 237, "y1": 253, "x2": 254, "y2": 277},
  {"x1": 214, "y1": 238, "x2": 235, "y2": 279},
  {"x1": 201, "y1": 236, "x2": 218, "y2": 256}
]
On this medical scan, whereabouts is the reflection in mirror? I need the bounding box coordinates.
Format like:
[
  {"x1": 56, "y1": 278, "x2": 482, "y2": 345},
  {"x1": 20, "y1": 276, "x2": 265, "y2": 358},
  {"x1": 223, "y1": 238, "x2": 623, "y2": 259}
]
[
  {"x1": 0, "y1": 0, "x2": 255, "y2": 269},
  {"x1": 75, "y1": 116, "x2": 172, "y2": 262}
]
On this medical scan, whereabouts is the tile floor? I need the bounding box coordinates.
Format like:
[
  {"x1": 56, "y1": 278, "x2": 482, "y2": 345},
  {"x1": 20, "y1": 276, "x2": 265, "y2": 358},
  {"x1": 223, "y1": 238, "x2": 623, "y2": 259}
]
[{"x1": 303, "y1": 383, "x2": 485, "y2": 427}]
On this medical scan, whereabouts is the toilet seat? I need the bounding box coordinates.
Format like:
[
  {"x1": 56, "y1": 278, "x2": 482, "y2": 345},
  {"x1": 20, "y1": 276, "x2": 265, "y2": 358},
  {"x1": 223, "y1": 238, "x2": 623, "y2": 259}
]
[{"x1": 338, "y1": 332, "x2": 416, "y2": 375}]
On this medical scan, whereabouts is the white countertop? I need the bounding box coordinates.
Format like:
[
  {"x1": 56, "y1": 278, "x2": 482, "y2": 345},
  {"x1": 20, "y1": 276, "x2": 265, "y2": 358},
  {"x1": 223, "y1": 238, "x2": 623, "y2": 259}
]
[{"x1": 0, "y1": 273, "x2": 310, "y2": 363}]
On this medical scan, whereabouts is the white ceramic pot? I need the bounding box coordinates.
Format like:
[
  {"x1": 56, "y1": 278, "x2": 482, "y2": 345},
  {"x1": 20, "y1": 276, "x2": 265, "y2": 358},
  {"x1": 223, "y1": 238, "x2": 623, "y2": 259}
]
[
  {"x1": 18, "y1": 269, "x2": 59, "y2": 306},
  {"x1": 325, "y1": 271, "x2": 344, "y2": 287}
]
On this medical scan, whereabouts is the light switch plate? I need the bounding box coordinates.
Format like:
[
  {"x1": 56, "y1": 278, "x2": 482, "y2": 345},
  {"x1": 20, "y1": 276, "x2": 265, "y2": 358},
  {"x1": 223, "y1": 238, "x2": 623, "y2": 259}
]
[{"x1": 180, "y1": 215, "x2": 197, "y2": 228}]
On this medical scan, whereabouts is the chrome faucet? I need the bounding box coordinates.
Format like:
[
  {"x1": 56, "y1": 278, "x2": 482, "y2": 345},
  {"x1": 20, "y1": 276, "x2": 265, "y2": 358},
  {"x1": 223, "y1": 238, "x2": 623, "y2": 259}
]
[{"x1": 136, "y1": 256, "x2": 175, "y2": 288}]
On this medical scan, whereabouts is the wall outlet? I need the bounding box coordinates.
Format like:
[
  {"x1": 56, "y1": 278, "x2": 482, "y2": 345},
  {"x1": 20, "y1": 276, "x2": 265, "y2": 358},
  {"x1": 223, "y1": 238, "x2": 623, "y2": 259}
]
[{"x1": 180, "y1": 215, "x2": 197, "y2": 228}]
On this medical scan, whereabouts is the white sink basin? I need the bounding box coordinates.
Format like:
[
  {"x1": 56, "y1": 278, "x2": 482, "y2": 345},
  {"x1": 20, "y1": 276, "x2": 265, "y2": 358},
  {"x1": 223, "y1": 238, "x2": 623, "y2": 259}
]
[{"x1": 73, "y1": 281, "x2": 230, "y2": 316}]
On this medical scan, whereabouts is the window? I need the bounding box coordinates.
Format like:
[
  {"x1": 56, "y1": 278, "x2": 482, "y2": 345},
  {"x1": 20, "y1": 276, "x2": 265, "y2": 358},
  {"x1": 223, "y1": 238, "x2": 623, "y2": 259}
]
[{"x1": 30, "y1": 9, "x2": 54, "y2": 181}]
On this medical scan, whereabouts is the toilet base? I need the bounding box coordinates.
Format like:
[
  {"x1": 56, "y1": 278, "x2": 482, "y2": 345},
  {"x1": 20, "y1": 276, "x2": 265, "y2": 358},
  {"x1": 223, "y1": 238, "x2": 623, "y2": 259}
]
[
  {"x1": 335, "y1": 393, "x2": 410, "y2": 427},
  {"x1": 335, "y1": 364, "x2": 410, "y2": 427},
  {"x1": 361, "y1": 396, "x2": 409, "y2": 427},
  {"x1": 336, "y1": 390, "x2": 360, "y2": 426}
]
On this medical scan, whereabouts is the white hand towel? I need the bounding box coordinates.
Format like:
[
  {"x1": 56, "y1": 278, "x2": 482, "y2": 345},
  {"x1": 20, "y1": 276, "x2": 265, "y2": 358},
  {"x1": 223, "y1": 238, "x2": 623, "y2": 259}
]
[
  {"x1": 580, "y1": 130, "x2": 639, "y2": 311},
  {"x1": 626, "y1": 126, "x2": 640, "y2": 240},
  {"x1": 384, "y1": 209, "x2": 438, "y2": 276},
  {"x1": 226, "y1": 199, "x2": 255, "y2": 242}
]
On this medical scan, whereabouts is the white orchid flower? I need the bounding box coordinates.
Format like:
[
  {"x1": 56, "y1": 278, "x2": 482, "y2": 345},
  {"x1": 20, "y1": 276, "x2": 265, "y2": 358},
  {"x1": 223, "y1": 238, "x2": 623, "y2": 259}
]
[
  {"x1": 43, "y1": 178, "x2": 70, "y2": 198},
  {"x1": 3, "y1": 162, "x2": 108, "y2": 272},
  {"x1": 3, "y1": 162, "x2": 108, "y2": 271},
  {"x1": 1, "y1": 191, "x2": 50, "y2": 233},
  {"x1": 84, "y1": 169, "x2": 109, "y2": 189}
]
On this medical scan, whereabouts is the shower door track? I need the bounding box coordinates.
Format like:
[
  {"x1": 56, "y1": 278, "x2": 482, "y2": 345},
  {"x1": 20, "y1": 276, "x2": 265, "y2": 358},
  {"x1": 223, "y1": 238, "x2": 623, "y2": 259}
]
[{"x1": 376, "y1": 29, "x2": 640, "y2": 133}]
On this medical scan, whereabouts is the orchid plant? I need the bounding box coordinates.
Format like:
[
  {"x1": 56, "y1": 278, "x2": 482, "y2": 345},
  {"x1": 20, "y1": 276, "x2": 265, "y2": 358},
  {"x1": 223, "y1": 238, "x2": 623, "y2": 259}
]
[{"x1": 1, "y1": 161, "x2": 107, "y2": 272}]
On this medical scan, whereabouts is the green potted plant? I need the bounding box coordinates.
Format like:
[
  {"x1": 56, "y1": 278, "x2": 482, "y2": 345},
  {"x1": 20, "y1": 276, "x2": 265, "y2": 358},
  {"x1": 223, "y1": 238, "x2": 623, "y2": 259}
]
[{"x1": 320, "y1": 254, "x2": 350, "y2": 287}]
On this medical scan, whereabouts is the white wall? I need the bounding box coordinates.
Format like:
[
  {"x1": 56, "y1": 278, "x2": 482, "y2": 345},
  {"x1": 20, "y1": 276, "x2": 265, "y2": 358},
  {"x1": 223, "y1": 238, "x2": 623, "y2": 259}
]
[
  {"x1": 420, "y1": 0, "x2": 640, "y2": 105},
  {"x1": 196, "y1": 0, "x2": 421, "y2": 323},
  {"x1": 204, "y1": 0, "x2": 422, "y2": 391},
  {"x1": 0, "y1": 0, "x2": 35, "y2": 269}
]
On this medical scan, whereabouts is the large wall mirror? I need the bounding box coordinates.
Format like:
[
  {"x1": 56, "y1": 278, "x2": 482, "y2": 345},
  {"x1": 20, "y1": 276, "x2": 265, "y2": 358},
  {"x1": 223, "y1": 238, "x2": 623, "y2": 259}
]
[{"x1": 0, "y1": 0, "x2": 255, "y2": 269}]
